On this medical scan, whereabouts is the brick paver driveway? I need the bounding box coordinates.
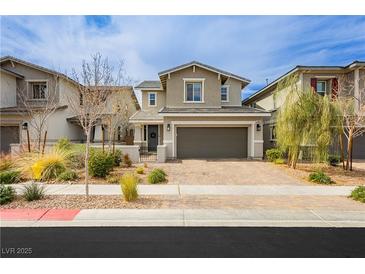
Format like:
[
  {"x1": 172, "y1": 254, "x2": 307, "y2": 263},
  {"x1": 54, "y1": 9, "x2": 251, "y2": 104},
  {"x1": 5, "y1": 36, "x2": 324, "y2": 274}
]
[{"x1": 149, "y1": 160, "x2": 304, "y2": 185}]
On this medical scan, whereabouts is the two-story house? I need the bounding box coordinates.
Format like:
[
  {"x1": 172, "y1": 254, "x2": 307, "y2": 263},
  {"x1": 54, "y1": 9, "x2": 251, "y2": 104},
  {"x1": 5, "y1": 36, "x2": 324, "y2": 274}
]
[
  {"x1": 242, "y1": 61, "x2": 365, "y2": 159},
  {"x1": 0, "y1": 56, "x2": 139, "y2": 153},
  {"x1": 131, "y1": 61, "x2": 270, "y2": 160}
]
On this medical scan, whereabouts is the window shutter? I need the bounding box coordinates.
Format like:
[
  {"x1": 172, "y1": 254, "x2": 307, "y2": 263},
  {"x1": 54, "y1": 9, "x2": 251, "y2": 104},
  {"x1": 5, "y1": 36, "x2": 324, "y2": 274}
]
[
  {"x1": 310, "y1": 78, "x2": 317, "y2": 92},
  {"x1": 331, "y1": 78, "x2": 338, "y2": 99}
]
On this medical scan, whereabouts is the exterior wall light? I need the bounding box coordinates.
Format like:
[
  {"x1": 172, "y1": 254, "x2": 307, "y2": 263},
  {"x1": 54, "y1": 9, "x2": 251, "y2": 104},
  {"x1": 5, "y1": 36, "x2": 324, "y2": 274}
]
[
  {"x1": 167, "y1": 124, "x2": 171, "y2": 131},
  {"x1": 256, "y1": 123, "x2": 261, "y2": 131},
  {"x1": 22, "y1": 122, "x2": 28, "y2": 130}
]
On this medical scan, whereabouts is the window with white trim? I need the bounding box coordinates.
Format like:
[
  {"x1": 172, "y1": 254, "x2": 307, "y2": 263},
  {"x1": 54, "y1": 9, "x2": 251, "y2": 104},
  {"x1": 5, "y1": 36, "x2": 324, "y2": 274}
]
[
  {"x1": 221, "y1": 85, "x2": 229, "y2": 102},
  {"x1": 185, "y1": 82, "x2": 202, "y2": 102},
  {"x1": 31, "y1": 82, "x2": 47, "y2": 99},
  {"x1": 148, "y1": 92, "x2": 156, "y2": 106},
  {"x1": 316, "y1": 81, "x2": 326, "y2": 96}
]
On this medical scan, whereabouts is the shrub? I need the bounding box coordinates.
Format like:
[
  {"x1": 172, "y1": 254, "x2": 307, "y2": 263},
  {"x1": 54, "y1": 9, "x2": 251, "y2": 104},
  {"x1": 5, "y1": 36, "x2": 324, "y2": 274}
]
[
  {"x1": 123, "y1": 154, "x2": 132, "y2": 167},
  {"x1": 266, "y1": 148, "x2": 283, "y2": 162},
  {"x1": 120, "y1": 172, "x2": 138, "y2": 202},
  {"x1": 0, "y1": 184, "x2": 16, "y2": 205},
  {"x1": 274, "y1": 158, "x2": 285, "y2": 165},
  {"x1": 57, "y1": 169, "x2": 78, "y2": 181},
  {"x1": 147, "y1": 168, "x2": 167, "y2": 184},
  {"x1": 106, "y1": 175, "x2": 120, "y2": 184},
  {"x1": 135, "y1": 167, "x2": 144, "y2": 174},
  {"x1": 308, "y1": 171, "x2": 334, "y2": 185},
  {"x1": 350, "y1": 186, "x2": 365, "y2": 203},
  {"x1": 22, "y1": 183, "x2": 45, "y2": 201},
  {"x1": 327, "y1": 155, "x2": 340, "y2": 166},
  {"x1": 0, "y1": 154, "x2": 14, "y2": 171},
  {"x1": 88, "y1": 150, "x2": 114, "y2": 178},
  {"x1": 0, "y1": 170, "x2": 21, "y2": 184},
  {"x1": 143, "y1": 162, "x2": 148, "y2": 168},
  {"x1": 112, "y1": 149, "x2": 122, "y2": 166},
  {"x1": 68, "y1": 145, "x2": 86, "y2": 169},
  {"x1": 55, "y1": 138, "x2": 72, "y2": 151}
]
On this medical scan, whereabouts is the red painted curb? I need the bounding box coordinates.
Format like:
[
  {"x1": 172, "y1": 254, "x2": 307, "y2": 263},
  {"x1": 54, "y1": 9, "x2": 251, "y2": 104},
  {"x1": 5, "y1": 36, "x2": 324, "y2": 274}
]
[
  {"x1": 0, "y1": 209, "x2": 81, "y2": 221},
  {"x1": 41, "y1": 209, "x2": 80, "y2": 221}
]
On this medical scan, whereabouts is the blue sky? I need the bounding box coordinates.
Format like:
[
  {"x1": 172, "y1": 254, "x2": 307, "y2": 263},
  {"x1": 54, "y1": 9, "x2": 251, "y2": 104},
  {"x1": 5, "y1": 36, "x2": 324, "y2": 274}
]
[{"x1": 1, "y1": 16, "x2": 365, "y2": 99}]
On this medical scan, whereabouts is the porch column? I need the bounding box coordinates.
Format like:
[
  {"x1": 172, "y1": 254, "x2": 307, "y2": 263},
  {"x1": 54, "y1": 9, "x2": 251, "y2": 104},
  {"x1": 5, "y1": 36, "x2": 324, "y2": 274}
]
[{"x1": 133, "y1": 124, "x2": 143, "y2": 146}]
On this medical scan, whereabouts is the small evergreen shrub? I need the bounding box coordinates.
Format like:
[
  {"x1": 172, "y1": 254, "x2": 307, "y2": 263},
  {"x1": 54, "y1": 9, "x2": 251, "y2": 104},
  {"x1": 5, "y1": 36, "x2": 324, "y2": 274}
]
[
  {"x1": 274, "y1": 158, "x2": 285, "y2": 165},
  {"x1": 55, "y1": 138, "x2": 72, "y2": 151},
  {"x1": 0, "y1": 154, "x2": 14, "y2": 171},
  {"x1": 350, "y1": 186, "x2": 365, "y2": 203},
  {"x1": 135, "y1": 167, "x2": 144, "y2": 174},
  {"x1": 57, "y1": 169, "x2": 78, "y2": 181},
  {"x1": 0, "y1": 170, "x2": 21, "y2": 184},
  {"x1": 309, "y1": 171, "x2": 334, "y2": 185},
  {"x1": 123, "y1": 154, "x2": 132, "y2": 167},
  {"x1": 120, "y1": 172, "x2": 139, "y2": 202},
  {"x1": 106, "y1": 175, "x2": 120, "y2": 184},
  {"x1": 147, "y1": 168, "x2": 167, "y2": 184},
  {"x1": 0, "y1": 184, "x2": 16, "y2": 205},
  {"x1": 88, "y1": 151, "x2": 114, "y2": 178},
  {"x1": 22, "y1": 183, "x2": 45, "y2": 201},
  {"x1": 327, "y1": 155, "x2": 340, "y2": 166},
  {"x1": 112, "y1": 150, "x2": 122, "y2": 166},
  {"x1": 266, "y1": 148, "x2": 283, "y2": 162}
]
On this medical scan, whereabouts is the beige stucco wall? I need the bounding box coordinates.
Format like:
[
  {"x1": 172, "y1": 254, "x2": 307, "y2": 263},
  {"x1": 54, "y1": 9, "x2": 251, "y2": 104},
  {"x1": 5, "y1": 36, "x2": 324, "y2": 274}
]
[
  {"x1": 0, "y1": 72, "x2": 17, "y2": 108},
  {"x1": 141, "y1": 90, "x2": 166, "y2": 111},
  {"x1": 221, "y1": 77, "x2": 243, "y2": 106}
]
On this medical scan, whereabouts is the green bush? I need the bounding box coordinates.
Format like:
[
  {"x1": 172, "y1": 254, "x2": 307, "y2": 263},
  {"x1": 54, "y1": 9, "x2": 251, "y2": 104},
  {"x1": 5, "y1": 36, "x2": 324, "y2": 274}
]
[
  {"x1": 350, "y1": 186, "x2": 365, "y2": 203},
  {"x1": 55, "y1": 138, "x2": 72, "y2": 151},
  {"x1": 135, "y1": 167, "x2": 144, "y2": 174},
  {"x1": 22, "y1": 183, "x2": 45, "y2": 201},
  {"x1": 274, "y1": 158, "x2": 285, "y2": 165},
  {"x1": 308, "y1": 171, "x2": 334, "y2": 185},
  {"x1": 147, "y1": 168, "x2": 167, "y2": 184},
  {"x1": 122, "y1": 154, "x2": 132, "y2": 167},
  {"x1": 0, "y1": 184, "x2": 16, "y2": 205},
  {"x1": 120, "y1": 172, "x2": 138, "y2": 202},
  {"x1": 57, "y1": 169, "x2": 78, "y2": 181},
  {"x1": 0, "y1": 170, "x2": 21, "y2": 184},
  {"x1": 327, "y1": 155, "x2": 340, "y2": 166},
  {"x1": 266, "y1": 148, "x2": 283, "y2": 162},
  {"x1": 106, "y1": 175, "x2": 120, "y2": 184},
  {"x1": 88, "y1": 151, "x2": 114, "y2": 178},
  {"x1": 112, "y1": 149, "x2": 122, "y2": 166}
]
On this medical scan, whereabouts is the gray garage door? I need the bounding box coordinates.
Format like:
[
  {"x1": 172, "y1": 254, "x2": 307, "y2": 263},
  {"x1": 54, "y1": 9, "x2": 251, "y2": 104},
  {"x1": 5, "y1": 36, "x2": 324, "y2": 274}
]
[
  {"x1": 177, "y1": 127, "x2": 248, "y2": 159},
  {"x1": 0, "y1": 126, "x2": 20, "y2": 153},
  {"x1": 353, "y1": 133, "x2": 365, "y2": 159}
]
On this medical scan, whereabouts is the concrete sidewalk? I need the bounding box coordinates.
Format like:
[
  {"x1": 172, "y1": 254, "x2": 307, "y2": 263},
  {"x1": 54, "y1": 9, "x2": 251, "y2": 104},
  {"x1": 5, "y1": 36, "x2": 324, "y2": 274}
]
[
  {"x1": 13, "y1": 183, "x2": 356, "y2": 196},
  {"x1": 2, "y1": 208, "x2": 365, "y2": 227}
]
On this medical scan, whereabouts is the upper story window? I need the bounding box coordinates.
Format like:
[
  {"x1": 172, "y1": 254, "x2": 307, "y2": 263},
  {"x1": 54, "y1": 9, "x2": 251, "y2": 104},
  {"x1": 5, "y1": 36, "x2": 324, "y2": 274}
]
[
  {"x1": 148, "y1": 92, "x2": 157, "y2": 107},
  {"x1": 31, "y1": 82, "x2": 47, "y2": 99},
  {"x1": 185, "y1": 81, "x2": 203, "y2": 103},
  {"x1": 316, "y1": 81, "x2": 326, "y2": 96},
  {"x1": 221, "y1": 85, "x2": 229, "y2": 102}
]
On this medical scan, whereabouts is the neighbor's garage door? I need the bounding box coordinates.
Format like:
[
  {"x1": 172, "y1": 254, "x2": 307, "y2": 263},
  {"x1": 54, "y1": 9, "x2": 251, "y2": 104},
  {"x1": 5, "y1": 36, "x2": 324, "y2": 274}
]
[
  {"x1": 0, "y1": 126, "x2": 20, "y2": 153},
  {"x1": 177, "y1": 127, "x2": 248, "y2": 159},
  {"x1": 353, "y1": 133, "x2": 365, "y2": 159}
]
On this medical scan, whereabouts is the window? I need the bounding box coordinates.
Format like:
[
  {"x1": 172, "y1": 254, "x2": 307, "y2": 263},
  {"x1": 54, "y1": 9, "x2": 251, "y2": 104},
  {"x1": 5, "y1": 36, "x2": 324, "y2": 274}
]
[
  {"x1": 221, "y1": 85, "x2": 229, "y2": 102},
  {"x1": 270, "y1": 125, "x2": 276, "y2": 141},
  {"x1": 316, "y1": 81, "x2": 326, "y2": 96},
  {"x1": 31, "y1": 82, "x2": 47, "y2": 99},
  {"x1": 148, "y1": 92, "x2": 156, "y2": 106},
  {"x1": 185, "y1": 82, "x2": 202, "y2": 102}
]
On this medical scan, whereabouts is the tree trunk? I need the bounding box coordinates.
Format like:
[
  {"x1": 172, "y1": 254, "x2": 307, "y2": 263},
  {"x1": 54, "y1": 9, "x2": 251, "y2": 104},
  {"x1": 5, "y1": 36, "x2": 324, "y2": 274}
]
[
  {"x1": 37, "y1": 133, "x2": 42, "y2": 153},
  {"x1": 339, "y1": 132, "x2": 345, "y2": 169},
  {"x1": 349, "y1": 135, "x2": 353, "y2": 171},
  {"x1": 101, "y1": 126, "x2": 105, "y2": 153},
  {"x1": 26, "y1": 129, "x2": 31, "y2": 152},
  {"x1": 113, "y1": 132, "x2": 115, "y2": 154},
  {"x1": 346, "y1": 130, "x2": 353, "y2": 171},
  {"x1": 85, "y1": 128, "x2": 91, "y2": 199},
  {"x1": 41, "y1": 130, "x2": 47, "y2": 155}
]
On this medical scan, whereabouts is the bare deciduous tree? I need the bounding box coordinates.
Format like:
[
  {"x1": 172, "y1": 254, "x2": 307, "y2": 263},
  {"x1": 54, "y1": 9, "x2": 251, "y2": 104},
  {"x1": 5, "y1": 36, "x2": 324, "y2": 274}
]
[
  {"x1": 66, "y1": 53, "x2": 127, "y2": 198},
  {"x1": 337, "y1": 72, "x2": 365, "y2": 170}
]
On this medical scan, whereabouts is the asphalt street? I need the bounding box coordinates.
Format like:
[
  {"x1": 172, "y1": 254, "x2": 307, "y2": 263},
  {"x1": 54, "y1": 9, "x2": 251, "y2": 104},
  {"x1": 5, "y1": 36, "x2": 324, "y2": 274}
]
[{"x1": 1, "y1": 227, "x2": 365, "y2": 258}]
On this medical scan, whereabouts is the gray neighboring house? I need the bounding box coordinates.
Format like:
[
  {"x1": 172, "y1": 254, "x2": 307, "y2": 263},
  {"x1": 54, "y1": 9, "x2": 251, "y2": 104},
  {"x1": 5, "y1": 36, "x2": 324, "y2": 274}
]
[
  {"x1": 131, "y1": 61, "x2": 270, "y2": 160},
  {"x1": 242, "y1": 61, "x2": 365, "y2": 159},
  {"x1": 0, "y1": 56, "x2": 139, "y2": 153}
]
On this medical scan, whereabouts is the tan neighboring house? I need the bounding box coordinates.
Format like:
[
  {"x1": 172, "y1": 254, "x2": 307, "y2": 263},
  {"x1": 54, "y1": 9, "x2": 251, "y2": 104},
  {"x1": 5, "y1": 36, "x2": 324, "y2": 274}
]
[
  {"x1": 0, "y1": 56, "x2": 139, "y2": 153},
  {"x1": 242, "y1": 61, "x2": 365, "y2": 159},
  {"x1": 131, "y1": 61, "x2": 270, "y2": 160}
]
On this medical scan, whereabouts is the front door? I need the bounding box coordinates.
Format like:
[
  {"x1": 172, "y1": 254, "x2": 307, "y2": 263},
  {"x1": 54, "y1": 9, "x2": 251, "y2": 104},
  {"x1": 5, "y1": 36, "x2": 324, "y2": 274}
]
[{"x1": 148, "y1": 125, "x2": 158, "y2": 152}]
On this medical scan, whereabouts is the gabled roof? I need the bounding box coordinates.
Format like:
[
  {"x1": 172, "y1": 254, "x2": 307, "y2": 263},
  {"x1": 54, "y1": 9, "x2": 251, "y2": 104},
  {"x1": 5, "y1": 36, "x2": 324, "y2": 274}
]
[
  {"x1": 134, "y1": 80, "x2": 162, "y2": 89},
  {"x1": 242, "y1": 60, "x2": 365, "y2": 105},
  {"x1": 158, "y1": 60, "x2": 251, "y2": 84},
  {"x1": 0, "y1": 67, "x2": 24, "y2": 78}
]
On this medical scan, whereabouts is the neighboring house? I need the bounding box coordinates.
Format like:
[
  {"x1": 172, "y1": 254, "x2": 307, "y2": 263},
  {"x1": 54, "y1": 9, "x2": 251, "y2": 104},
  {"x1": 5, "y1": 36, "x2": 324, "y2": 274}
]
[
  {"x1": 131, "y1": 61, "x2": 270, "y2": 160},
  {"x1": 0, "y1": 56, "x2": 139, "y2": 153},
  {"x1": 242, "y1": 61, "x2": 365, "y2": 159}
]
